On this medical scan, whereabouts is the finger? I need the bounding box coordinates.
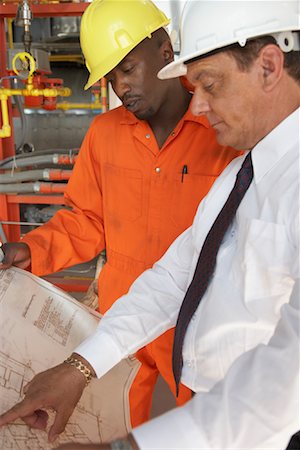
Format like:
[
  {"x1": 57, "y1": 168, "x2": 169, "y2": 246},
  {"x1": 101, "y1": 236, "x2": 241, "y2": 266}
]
[
  {"x1": 0, "y1": 398, "x2": 41, "y2": 427},
  {"x1": 0, "y1": 254, "x2": 14, "y2": 268},
  {"x1": 0, "y1": 245, "x2": 13, "y2": 266},
  {"x1": 0, "y1": 258, "x2": 29, "y2": 270},
  {"x1": 0, "y1": 244, "x2": 30, "y2": 269},
  {"x1": 48, "y1": 407, "x2": 74, "y2": 443},
  {"x1": 22, "y1": 409, "x2": 49, "y2": 430},
  {"x1": 22, "y1": 382, "x2": 29, "y2": 395},
  {"x1": 0, "y1": 260, "x2": 13, "y2": 269},
  {"x1": 22, "y1": 378, "x2": 34, "y2": 395}
]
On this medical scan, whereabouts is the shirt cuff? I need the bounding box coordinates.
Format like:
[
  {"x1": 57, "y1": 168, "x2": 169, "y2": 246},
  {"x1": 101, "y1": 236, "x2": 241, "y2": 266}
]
[
  {"x1": 132, "y1": 403, "x2": 207, "y2": 449},
  {"x1": 74, "y1": 332, "x2": 123, "y2": 378}
]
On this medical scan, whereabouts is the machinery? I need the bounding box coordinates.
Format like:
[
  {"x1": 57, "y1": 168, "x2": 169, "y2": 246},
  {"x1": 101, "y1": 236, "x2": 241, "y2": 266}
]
[{"x1": 0, "y1": 0, "x2": 108, "y2": 291}]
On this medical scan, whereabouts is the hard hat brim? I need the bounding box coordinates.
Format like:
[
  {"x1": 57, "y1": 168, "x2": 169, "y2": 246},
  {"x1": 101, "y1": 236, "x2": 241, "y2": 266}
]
[{"x1": 158, "y1": 57, "x2": 187, "y2": 80}]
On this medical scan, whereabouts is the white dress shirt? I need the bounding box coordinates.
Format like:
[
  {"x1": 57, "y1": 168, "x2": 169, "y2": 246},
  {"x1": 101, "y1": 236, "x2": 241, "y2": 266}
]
[{"x1": 76, "y1": 108, "x2": 300, "y2": 449}]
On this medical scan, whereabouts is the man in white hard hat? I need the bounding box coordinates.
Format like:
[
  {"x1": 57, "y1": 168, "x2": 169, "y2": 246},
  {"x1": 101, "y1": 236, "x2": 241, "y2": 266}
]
[
  {"x1": 0, "y1": 1, "x2": 299, "y2": 449},
  {"x1": 0, "y1": 0, "x2": 240, "y2": 430}
]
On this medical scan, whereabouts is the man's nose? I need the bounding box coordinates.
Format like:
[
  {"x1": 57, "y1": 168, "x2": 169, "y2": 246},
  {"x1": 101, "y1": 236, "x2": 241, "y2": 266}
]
[
  {"x1": 190, "y1": 88, "x2": 210, "y2": 116},
  {"x1": 113, "y1": 75, "x2": 131, "y2": 99}
]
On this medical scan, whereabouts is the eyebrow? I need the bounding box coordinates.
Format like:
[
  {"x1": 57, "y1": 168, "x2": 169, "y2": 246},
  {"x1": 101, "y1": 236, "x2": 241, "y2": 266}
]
[
  {"x1": 188, "y1": 69, "x2": 217, "y2": 83},
  {"x1": 195, "y1": 70, "x2": 212, "y2": 79}
]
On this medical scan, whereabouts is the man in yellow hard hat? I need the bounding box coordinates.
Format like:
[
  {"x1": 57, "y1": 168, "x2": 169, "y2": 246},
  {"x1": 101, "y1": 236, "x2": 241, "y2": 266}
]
[{"x1": 0, "y1": 0, "x2": 239, "y2": 430}]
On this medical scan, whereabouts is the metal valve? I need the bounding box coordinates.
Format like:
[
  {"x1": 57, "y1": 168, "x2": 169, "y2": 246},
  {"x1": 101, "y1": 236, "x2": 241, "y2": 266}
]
[{"x1": 14, "y1": 0, "x2": 33, "y2": 54}]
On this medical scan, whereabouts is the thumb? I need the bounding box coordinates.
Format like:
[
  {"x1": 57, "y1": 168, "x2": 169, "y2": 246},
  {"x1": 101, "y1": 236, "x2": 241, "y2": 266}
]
[
  {"x1": 0, "y1": 243, "x2": 31, "y2": 269},
  {"x1": 0, "y1": 250, "x2": 15, "y2": 267}
]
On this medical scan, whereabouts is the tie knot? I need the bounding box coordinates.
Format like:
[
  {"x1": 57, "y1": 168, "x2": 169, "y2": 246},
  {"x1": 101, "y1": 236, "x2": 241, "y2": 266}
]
[
  {"x1": 241, "y1": 152, "x2": 252, "y2": 171},
  {"x1": 236, "y1": 152, "x2": 253, "y2": 187}
]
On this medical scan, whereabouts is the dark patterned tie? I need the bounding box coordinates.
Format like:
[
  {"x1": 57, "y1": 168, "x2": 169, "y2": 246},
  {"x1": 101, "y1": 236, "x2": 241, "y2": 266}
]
[{"x1": 172, "y1": 152, "x2": 253, "y2": 395}]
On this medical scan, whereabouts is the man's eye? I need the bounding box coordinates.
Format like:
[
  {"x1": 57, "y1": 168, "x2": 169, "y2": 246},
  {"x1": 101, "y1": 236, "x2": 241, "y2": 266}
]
[
  {"x1": 203, "y1": 83, "x2": 214, "y2": 93},
  {"x1": 123, "y1": 66, "x2": 134, "y2": 74}
]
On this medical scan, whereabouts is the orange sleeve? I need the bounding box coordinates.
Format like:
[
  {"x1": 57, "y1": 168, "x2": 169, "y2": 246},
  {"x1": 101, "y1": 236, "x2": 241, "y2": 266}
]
[{"x1": 22, "y1": 122, "x2": 106, "y2": 276}]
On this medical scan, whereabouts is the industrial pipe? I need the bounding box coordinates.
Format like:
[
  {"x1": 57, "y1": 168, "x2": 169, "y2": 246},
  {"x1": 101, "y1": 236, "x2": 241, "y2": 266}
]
[
  {"x1": 0, "y1": 94, "x2": 11, "y2": 138},
  {"x1": 57, "y1": 101, "x2": 102, "y2": 111},
  {"x1": 0, "y1": 86, "x2": 72, "y2": 98},
  {"x1": 0, "y1": 153, "x2": 78, "y2": 169},
  {"x1": 0, "y1": 84, "x2": 71, "y2": 139},
  {"x1": 0, "y1": 51, "x2": 72, "y2": 138},
  {"x1": 0, "y1": 169, "x2": 72, "y2": 183},
  {"x1": 0, "y1": 181, "x2": 67, "y2": 194},
  {"x1": 0, "y1": 148, "x2": 79, "y2": 165}
]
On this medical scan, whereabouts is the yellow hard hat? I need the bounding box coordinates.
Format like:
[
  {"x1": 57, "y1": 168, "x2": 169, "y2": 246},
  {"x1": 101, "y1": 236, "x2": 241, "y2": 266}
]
[{"x1": 80, "y1": 0, "x2": 170, "y2": 90}]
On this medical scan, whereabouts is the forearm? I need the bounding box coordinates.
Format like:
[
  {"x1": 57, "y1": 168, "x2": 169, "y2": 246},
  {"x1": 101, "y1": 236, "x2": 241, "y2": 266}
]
[{"x1": 23, "y1": 208, "x2": 105, "y2": 275}]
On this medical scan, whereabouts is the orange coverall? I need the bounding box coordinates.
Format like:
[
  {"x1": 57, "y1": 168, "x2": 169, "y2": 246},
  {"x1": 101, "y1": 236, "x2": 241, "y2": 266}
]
[{"x1": 23, "y1": 105, "x2": 240, "y2": 426}]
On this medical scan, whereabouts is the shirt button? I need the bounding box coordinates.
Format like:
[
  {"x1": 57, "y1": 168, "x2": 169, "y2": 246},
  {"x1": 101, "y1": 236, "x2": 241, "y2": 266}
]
[
  {"x1": 171, "y1": 131, "x2": 175, "y2": 136},
  {"x1": 155, "y1": 167, "x2": 161, "y2": 173},
  {"x1": 186, "y1": 360, "x2": 193, "y2": 368},
  {"x1": 192, "y1": 314, "x2": 197, "y2": 321},
  {"x1": 145, "y1": 133, "x2": 151, "y2": 139}
]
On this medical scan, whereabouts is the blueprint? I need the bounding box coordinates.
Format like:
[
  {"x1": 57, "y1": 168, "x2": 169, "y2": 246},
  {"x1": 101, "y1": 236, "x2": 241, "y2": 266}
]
[{"x1": 0, "y1": 267, "x2": 140, "y2": 449}]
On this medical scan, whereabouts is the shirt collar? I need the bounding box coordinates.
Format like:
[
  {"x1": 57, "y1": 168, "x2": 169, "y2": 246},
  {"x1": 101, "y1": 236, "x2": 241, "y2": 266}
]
[
  {"x1": 120, "y1": 106, "x2": 138, "y2": 125},
  {"x1": 251, "y1": 108, "x2": 300, "y2": 183}
]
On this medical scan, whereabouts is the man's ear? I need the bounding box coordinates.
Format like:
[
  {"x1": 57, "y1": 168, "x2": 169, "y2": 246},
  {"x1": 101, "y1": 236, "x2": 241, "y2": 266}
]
[
  {"x1": 259, "y1": 44, "x2": 284, "y2": 92},
  {"x1": 160, "y1": 40, "x2": 174, "y2": 64}
]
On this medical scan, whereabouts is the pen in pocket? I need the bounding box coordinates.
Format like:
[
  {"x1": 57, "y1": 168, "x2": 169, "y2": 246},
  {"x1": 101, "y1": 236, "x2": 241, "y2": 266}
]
[{"x1": 181, "y1": 165, "x2": 188, "y2": 183}]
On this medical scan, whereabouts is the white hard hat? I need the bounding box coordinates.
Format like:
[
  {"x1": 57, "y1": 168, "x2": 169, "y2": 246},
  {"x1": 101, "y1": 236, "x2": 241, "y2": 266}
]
[{"x1": 158, "y1": 0, "x2": 300, "y2": 79}]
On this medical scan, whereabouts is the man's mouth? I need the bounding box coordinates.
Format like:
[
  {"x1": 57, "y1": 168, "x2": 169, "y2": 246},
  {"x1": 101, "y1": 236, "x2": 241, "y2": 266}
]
[
  {"x1": 210, "y1": 120, "x2": 224, "y2": 132},
  {"x1": 211, "y1": 120, "x2": 222, "y2": 127},
  {"x1": 123, "y1": 96, "x2": 139, "y2": 109}
]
